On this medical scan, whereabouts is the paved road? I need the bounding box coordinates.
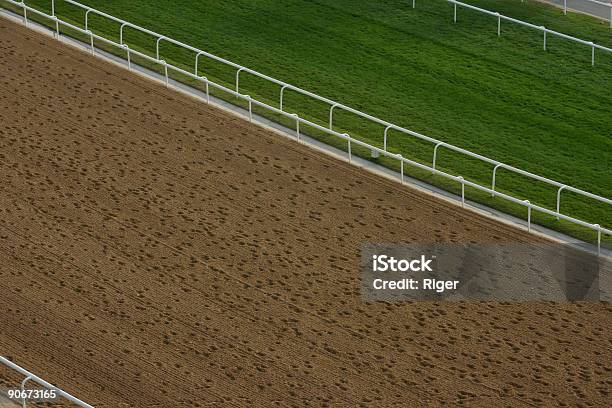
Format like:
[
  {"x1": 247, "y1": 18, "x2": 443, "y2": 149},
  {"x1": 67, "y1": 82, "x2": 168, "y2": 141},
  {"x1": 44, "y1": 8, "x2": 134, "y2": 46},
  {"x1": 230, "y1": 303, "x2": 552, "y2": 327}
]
[{"x1": 540, "y1": 0, "x2": 612, "y2": 21}]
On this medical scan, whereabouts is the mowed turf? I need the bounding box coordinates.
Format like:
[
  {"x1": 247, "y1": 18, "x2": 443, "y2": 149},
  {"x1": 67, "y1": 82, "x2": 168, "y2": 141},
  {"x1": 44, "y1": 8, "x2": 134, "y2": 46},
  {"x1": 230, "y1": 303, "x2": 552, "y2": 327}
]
[{"x1": 3, "y1": 0, "x2": 611, "y2": 243}]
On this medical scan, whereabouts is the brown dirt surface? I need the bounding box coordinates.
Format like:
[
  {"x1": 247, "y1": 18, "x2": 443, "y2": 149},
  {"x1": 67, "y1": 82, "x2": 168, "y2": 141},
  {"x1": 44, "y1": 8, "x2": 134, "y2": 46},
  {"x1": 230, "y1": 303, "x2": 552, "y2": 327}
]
[{"x1": 0, "y1": 15, "x2": 610, "y2": 408}]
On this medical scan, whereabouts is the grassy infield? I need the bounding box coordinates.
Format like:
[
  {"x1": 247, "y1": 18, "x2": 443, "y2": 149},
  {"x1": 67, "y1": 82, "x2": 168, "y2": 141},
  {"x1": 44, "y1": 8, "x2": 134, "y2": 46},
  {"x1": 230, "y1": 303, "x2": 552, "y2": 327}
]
[{"x1": 3, "y1": 0, "x2": 611, "y2": 244}]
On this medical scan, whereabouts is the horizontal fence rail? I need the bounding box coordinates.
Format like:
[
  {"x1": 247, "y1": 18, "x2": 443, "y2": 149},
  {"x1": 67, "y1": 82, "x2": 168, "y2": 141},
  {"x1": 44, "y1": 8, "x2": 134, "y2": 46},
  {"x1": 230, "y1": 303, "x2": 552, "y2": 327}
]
[
  {"x1": 412, "y1": 0, "x2": 612, "y2": 62},
  {"x1": 559, "y1": 0, "x2": 612, "y2": 27},
  {"x1": 3, "y1": 0, "x2": 611, "y2": 253},
  {"x1": 0, "y1": 356, "x2": 94, "y2": 408}
]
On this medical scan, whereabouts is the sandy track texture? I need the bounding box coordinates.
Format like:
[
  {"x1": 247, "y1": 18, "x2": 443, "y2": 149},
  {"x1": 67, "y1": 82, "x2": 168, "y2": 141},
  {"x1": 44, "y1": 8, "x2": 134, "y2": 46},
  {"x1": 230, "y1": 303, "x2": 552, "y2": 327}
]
[{"x1": 0, "y1": 16, "x2": 610, "y2": 408}]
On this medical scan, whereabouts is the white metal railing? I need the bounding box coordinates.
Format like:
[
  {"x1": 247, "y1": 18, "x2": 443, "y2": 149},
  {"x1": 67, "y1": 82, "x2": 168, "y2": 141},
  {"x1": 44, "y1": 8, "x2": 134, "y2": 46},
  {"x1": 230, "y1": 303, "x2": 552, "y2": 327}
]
[
  {"x1": 3, "y1": 0, "x2": 611, "y2": 253},
  {"x1": 0, "y1": 356, "x2": 93, "y2": 407},
  {"x1": 559, "y1": 0, "x2": 612, "y2": 27},
  {"x1": 411, "y1": 0, "x2": 612, "y2": 60}
]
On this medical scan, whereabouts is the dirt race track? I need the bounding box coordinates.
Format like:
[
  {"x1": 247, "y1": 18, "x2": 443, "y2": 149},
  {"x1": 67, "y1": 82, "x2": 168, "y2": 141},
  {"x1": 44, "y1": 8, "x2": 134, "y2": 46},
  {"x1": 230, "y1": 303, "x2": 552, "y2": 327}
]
[{"x1": 0, "y1": 16, "x2": 610, "y2": 408}]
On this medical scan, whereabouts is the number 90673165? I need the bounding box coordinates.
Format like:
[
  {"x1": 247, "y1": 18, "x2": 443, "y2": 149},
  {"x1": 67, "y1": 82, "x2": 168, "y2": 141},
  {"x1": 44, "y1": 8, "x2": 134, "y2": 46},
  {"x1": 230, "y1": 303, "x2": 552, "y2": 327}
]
[{"x1": 6, "y1": 388, "x2": 58, "y2": 401}]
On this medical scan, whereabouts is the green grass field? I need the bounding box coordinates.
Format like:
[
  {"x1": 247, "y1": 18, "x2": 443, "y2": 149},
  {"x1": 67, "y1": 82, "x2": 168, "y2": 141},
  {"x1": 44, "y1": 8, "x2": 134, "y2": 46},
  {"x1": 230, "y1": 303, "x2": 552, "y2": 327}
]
[{"x1": 3, "y1": 0, "x2": 611, "y2": 244}]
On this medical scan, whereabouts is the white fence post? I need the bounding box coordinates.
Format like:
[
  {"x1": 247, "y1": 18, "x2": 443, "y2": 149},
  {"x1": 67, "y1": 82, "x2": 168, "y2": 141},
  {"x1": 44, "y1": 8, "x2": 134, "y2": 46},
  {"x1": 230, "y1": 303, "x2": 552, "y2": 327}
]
[
  {"x1": 246, "y1": 95, "x2": 253, "y2": 122},
  {"x1": 202, "y1": 76, "x2": 210, "y2": 103},
  {"x1": 85, "y1": 9, "x2": 91, "y2": 30},
  {"x1": 23, "y1": 4, "x2": 27, "y2": 25},
  {"x1": 458, "y1": 176, "x2": 465, "y2": 207},
  {"x1": 235, "y1": 68, "x2": 244, "y2": 92},
  {"x1": 542, "y1": 27, "x2": 547, "y2": 51},
  {"x1": 195, "y1": 51, "x2": 204, "y2": 76},
  {"x1": 120, "y1": 22, "x2": 128, "y2": 45},
  {"x1": 124, "y1": 45, "x2": 131, "y2": 70},
  {"x1": 454, "y1": 4, "x2": 457, "y2": 23},
  {"x1": 21, "y1": 375, "x2": 32, "y2": 408},
  {"x1": 346, "y1": 134, "x2": 352, "y2": 163},
  {"x1": 87, "y1": 30, "x2": 94, "y2": 55},
  {"x1": 384, "y1": 125, "x2": 392, "y2": 151},
  {"x1": 432, "y1": 141, "x2": 444, "y2": 171},
  {"x1": 564, "y1": 0, "x2": 567, "y2": 15},
  {"x1": 51, "y1": 0, "x2": 55, "y2": 16},
  {"x1": 398, "y1": 154, "x2": 404, "y2": 183},
  {"x1": 591, "y1": 42, "x2": 595, "y2": 66},
  {"x1": 556, "y1": 185, "x2": 566, "y2": 220},
  {"x1": 497, "y1": 13, "x2": 501, "y2": 36},
  {"x1": 491, "y1": 163, "x2": 502, "y2": 197},
  {"x1": 156, "y1": 36, "x2": 164, "y2": 60},
  {"x1": 525, "y1": 200, "x2": 532, "y2": 232},
  {"x1": 161, "y1": 60, "x2": 168, "y2": 86},
  {"x1": 329, "y1": 103, "x2": 340, "y2": 130},
  {"x1": 292, "y1": 113, "x2": 300, "y2": 141},
  {"x1": 279, "y1": 85, "x2": 289, "y2": 111},
  {"x1": 412, "y1": 0, "x2": 416, "y2": 9},
  {"x1": 594, "y1": 224, "x2": 601, "y2": 255}
]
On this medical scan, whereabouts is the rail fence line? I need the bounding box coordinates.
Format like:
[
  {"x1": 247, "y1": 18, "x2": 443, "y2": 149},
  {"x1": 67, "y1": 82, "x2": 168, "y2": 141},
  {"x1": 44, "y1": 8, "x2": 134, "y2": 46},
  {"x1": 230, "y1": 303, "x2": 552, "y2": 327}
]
[
  {"x1": 410, "y1": 0, "x2": 612, "y2": 60},
  {"x1": 3, "y1": 0, "x2": 611, "y2": 253},
  {"x1": 558, "y1": 0, "x2": 612, "y2": 26},
  {"x1": 0, "y1": 356, "x2": 93, "y2": 407}
]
